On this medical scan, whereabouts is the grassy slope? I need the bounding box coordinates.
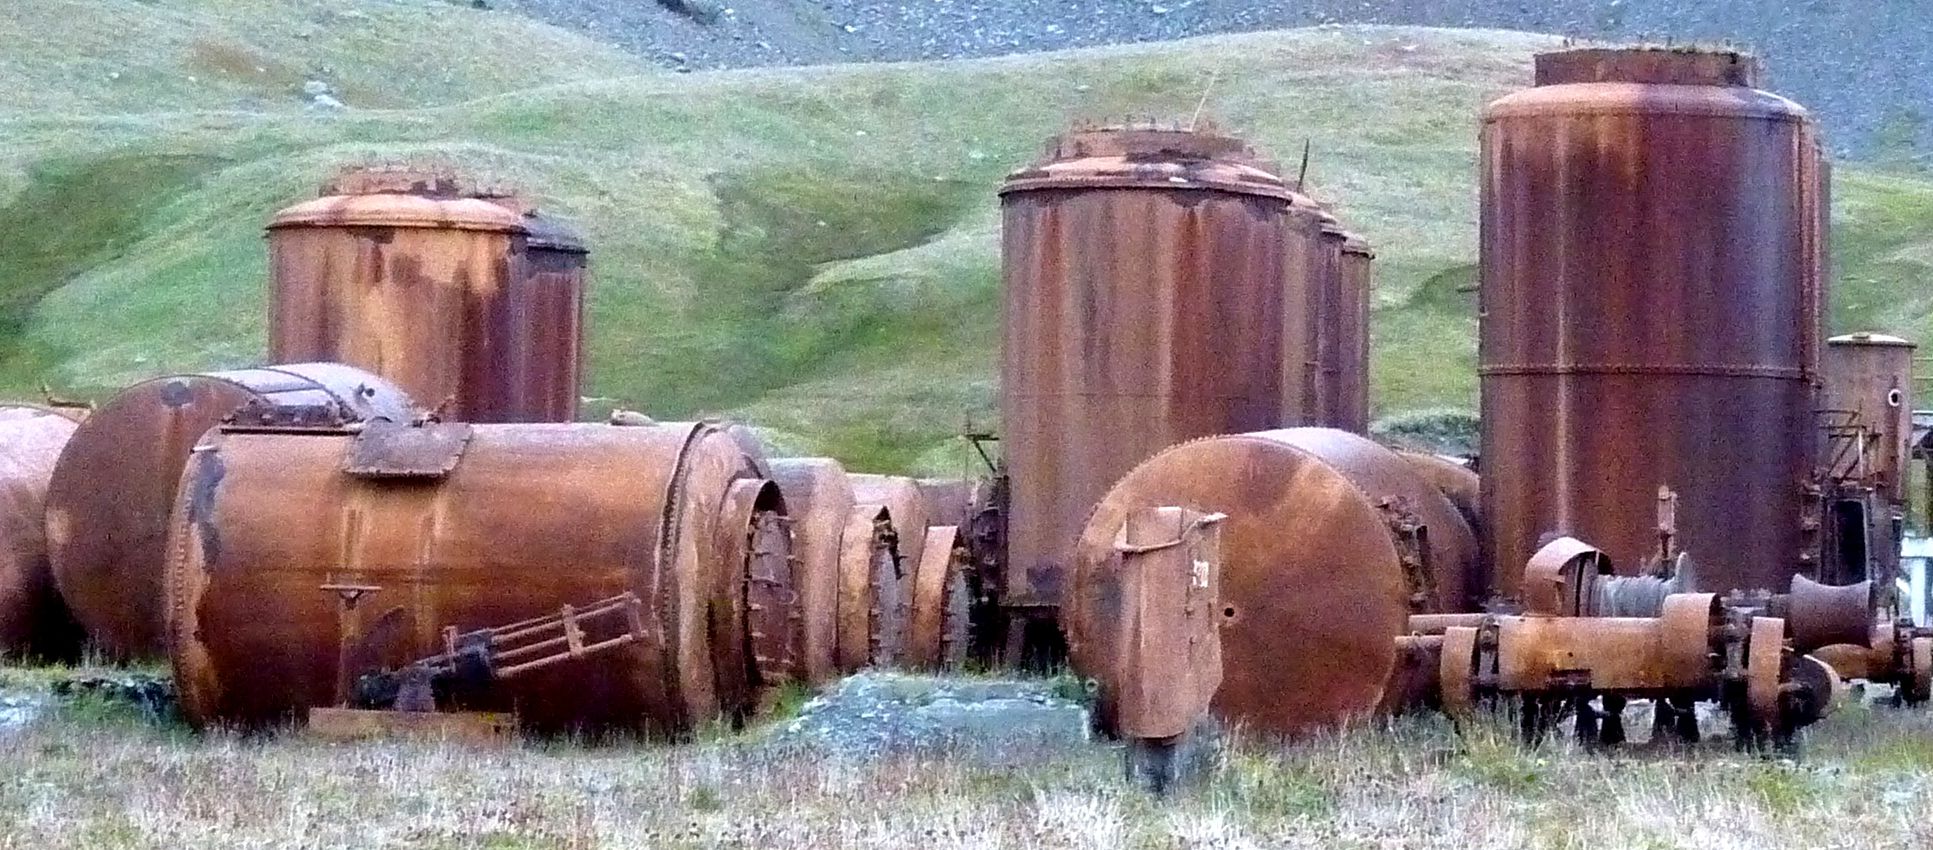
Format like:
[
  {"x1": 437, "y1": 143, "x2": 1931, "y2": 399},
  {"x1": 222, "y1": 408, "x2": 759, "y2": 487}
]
[{"x1": 1, "y1": 2, "x2": 1929, "y2": 473}]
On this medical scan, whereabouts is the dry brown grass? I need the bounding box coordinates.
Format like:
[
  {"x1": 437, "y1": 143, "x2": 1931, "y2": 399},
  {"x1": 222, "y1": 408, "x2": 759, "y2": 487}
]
[{"x1": 3, "y1": 689, "x2": 1932, "y2": 849}]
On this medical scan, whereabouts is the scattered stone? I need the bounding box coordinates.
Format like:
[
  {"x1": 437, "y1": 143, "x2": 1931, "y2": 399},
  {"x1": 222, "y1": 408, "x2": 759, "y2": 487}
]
[
  {"x1": 764, "y1": 672, "x2": 1092, "y2": 760},
  {"x1": 302, "y1": 79, "x2": 332, "y2": 96},
  {"x1": 309, "y1": 93, "x2": 347, "y2": 110}
]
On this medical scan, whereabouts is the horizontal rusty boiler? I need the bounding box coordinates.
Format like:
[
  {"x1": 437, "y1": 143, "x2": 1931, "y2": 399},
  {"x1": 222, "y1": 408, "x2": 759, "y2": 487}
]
[
  {"x1": 1067, "y1": 428, "x2": 1477, "y2": 739},
  {"x1": 1000, "y1": 125, "x2": 1311, "y2": 609},
  {"x1": 0, "y1": 405, "x2": 84, "y2": 658},
  {"x1": 1479, "y1": 47, "x2": 1825, "y2": 601},
  {"x1": 46, "y1": 364, "x2": 413, "y2": 659},
  {"x1": 165, "y1": 419, "x2": 783, "y2": 735},
  {"x1": 268, "y1": 167, "x2": 588, "y2": 423}
]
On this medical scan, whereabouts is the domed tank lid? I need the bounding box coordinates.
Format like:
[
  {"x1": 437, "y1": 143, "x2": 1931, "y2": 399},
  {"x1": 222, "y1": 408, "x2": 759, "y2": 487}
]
[
  {"x1": 269, "y1": 166, "x2": 527, "y2": 233},
  {"x1": 1000, "y1": 123, "x2": 1299, "y2": 201},
  {"x1": 1340, "y1": 231, "x2": 1374, "y2": 257},
  {"x1": 473, "y1": 190, "x2": 589, "y2": 254},
  {"x1": 1827, "y1": 332, "x2": 1917, "y2": 348},
  {"x1": 1535, "y1": 47, "x2": 1761, "y2": 88}
]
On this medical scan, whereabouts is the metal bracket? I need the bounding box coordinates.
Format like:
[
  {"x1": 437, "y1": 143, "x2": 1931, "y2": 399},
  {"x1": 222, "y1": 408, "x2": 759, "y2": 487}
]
[{"x1": 342, "y1": 419, "x2": 474, "y2": 478}]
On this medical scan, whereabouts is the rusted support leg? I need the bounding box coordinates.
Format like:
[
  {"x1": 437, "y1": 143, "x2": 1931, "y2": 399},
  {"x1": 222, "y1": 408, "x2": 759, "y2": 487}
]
[{"x1": 1598, "y1": 695, "x2": 1626, "y2": 747}]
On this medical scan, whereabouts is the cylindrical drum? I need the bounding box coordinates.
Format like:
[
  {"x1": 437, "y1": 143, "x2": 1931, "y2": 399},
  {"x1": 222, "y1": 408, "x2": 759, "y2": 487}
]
[
  {"x1": 1312, "y1": 219, "x2": 1350, "y2": 428},
  {"x1": 0, "y1": 405, "x2": 84, "y2": 657},
  {"x1": 166, "y1": 420, "x2": 780, "y2": 734},
  {"x1": 1067, "y1": 428, "x2": 1477, "y2": 739},
  {"x1": 1000, "y1": 126, "x2": 1301, "y2": 607},
  {"x1": 1479, "y1": 47, "x2": 1823, "y2": 598},
  {"x1": 1334, "y1": 232, "x2": 1375, "y2": 433},
  {"x1": 769, "y1": 458, "x2": 855, "y2": 685},
  {"x1": 268, "y1": 169, "x2": 588, "y2": 423},
  {"x1": 46, "y1": 364, "x2": 413, "y2": 659},
  {"x1": 1820, "y1": 333, "x2": 1915, "y2": 505}
]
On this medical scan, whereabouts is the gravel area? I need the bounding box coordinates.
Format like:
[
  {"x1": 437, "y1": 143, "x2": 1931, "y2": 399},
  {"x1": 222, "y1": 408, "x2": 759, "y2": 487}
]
[
  {"x1": 487, "y1": 0, "x2": 1930, "y2": 156},
  {"x1": 763, "y1": 672, "x2": 1094, "y2": 760}
]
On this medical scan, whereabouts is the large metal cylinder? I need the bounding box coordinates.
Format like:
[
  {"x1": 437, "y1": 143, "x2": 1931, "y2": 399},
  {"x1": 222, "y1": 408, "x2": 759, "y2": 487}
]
[
  {"x1": 1000, "y1": 126, "x2": 1305, "y2": 607},
  {"x1": 166, "y1": 420, "x2": 781, "y2": 734},
  {"x1": 1820, "y1": 333, "x2": 1915, "y2": 505},
  {"x1": 0, "y1": 405, "x2": 83, "y2": 657},
  {"x1": 268, "y1": 169, "x2": 588, "y2": 423},
  {"x1": 46, "y1": 364, "x2": 414, "y2": 659},
  {"x1": 1479, "y1": 47, "x2": 1824, "y2": 599},
  {"x1": 1334, "y1": 232, "x2": 1374, "y2": 433},
  {"x1": 1067, "y1": 428, "x2": 1478, "y2": 738}
]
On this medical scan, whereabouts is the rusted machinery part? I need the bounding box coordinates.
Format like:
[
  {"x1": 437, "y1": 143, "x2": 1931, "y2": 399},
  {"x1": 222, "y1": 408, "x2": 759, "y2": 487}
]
[
  {"x1": 1746, "y1": 617, "x2": 1787, "y2": 725},
  {"x1": 848, "y1": 474, "x2": 929, "y2": 580},
  {"x1": 1395, "y1": 452, "x2": 1480, "y2": 538},
  {"x1": 1905, "y1": 637, "x2": 1933, "y2": 705},
  {"x1": 0, "y1": 406, "x2": 83, "y2": 657},
  {"x1": 1521, "y1": 537, "x2": 1613, "y2": 616},
  {"x1": 1788, "y1": 654, "x2": 1845, "y2": 723},
  {"x1": 1438, "y1": 626, "x2": 1480, "y2": 721},
  {"x1": 1786, "y1": 575, "x2": 1874, "y2": 653},
  {"x1": 939, "y1": 540, "x2": 973, "y2": 671},
  {"x1": 1659, "y1": 593, "x2": 1722, "y2": 685},
  {"x1": 906, "y1": 526, "x2": 960, "y2": 670},
  {"x1": 1807, "y1": 643, "x2": 1876, "y2": 682},
  {"x1": 915, "y1": 478, "x2": 975, "y2": 529},
  {"x1": 833, "y1": 505, "x2": 897, "y2": 672},
  {"x1": 48, "y1": 363, "x2": 415, "y2": 660},
  {"x1": 1069, "y1": 429, "x2": 1423, "y2": 739},
  {"x1": 1110, "y1": 507, "x2": 1226, "y2": 742},
  {"x1": 707, "y1": 479, "x2": 795, "y2": 717},
  {"x1": 1406, "y1": 613, "x2": 1488, "y2": 635},
  {"x1": 767, "y1": 458, "x2": 854, "y2": 686},
  {"x1": 166, "y1": 420, "x2": 763, "y2": 734},
  {"x1": 1379, "y1": 634, "x2": 1444, "y2": 716}
]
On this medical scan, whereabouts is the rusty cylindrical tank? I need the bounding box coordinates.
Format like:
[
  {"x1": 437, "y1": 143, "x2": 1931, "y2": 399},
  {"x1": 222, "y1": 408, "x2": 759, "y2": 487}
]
[
  {"x1": 1820, "y1": 333, "x2": 1915, "y2": 506},
  {"x1": 1001, "y1": 126, "x2": 1303, "y2": 608},
  {"x1": 1334, "y1": 232, "x2": 1374, "y2": 433},
  {"x1": 1312, "y1": 219, "x2": 1351, "y2": 429},
  {"x1": 167, "y1": 420, "x2": 786, "y2": 734},
  {"x1": 769, "y1": 458, "x2": 855, "y2": 685},
  {"x1": 46, "y1": 364, "x2": 414, "y2": 659},
  {"x1": 1479, "y1": 47, "x2": 1824, "y2": 599},
  {"x1": 0, "y1": 405, "x2": 84, "y2": 657},
  {"x1": 1067, "y1": 428, "x2": 1478, "y2": 739},
  {"x1": 268, "y1": 168, "x2": 588, "y2": 423}
]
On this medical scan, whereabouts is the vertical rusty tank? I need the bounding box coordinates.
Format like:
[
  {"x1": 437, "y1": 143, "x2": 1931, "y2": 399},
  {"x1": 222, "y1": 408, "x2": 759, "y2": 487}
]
[
  {"x1": 0, "y1": 405, "x2": 84, "y2": 657},
  {"x1": 1311, "y1": 218, "x2": 1350, "y2": 428},
  {"x1": 268, "y1": 168, "x2": 588, "y2": 423},
  {"x1": 46, "y1": 364, "x2": 414, "y2": 659},
  {"x1": 166, "y1": 420, "x2": 785, "y2": 734},
  {"x1": 1479, "y1": 47, "x2": 1824, "y2": 599},
  {"x1": 1000, "y1": 125, "x2": 1300, "y2": 608},
  {"x1": 1820, "y1": 333, "x2": 1916, "y2": 505},
  {"x1": 1334, "y1": 231, "x2": 1374, "y2": 433},
  {"x1": 1279, "y1": 200, "x2": 1332, "y2": 427},
  {"x1": 1067, "y1": 428, "x2": 1478, "y2": 738}
]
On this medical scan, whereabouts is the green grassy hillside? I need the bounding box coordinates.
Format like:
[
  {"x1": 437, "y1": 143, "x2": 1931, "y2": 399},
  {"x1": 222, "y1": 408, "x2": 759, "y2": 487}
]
[{"x1": 2, "y1": 1, "x2": 1929, "y2": 472}]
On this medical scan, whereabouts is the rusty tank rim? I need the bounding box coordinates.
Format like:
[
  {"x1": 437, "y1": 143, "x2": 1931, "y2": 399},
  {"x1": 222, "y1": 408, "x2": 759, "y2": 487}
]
[
  {"x1": 1827, "y1": 332, "x2": 1916, "y2": 348},
  {"x1": 1000, "y1": 126, "x2": 1300, "y2": 200},
  {"x1": 1068, "y1": 428, "x2": 1422, "y2": 739},
  {"x1": 834, "y1": 504, "x2": 898, "y2": 672},
  {"x1": 767, "y1": 458, "x2": 854, "y2": 686},
  {"x1": 1341, "y1": 231, "x2": 1374, "y2": 258},
  {"x1": 48, "y1": 363, "x2": 415, "y2": 659}
]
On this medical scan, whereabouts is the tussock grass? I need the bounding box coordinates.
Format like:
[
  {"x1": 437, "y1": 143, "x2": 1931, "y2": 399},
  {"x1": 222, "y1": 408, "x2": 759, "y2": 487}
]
[{"x1": 3, "y1": 696, "x2": 1932, "y2": 849}]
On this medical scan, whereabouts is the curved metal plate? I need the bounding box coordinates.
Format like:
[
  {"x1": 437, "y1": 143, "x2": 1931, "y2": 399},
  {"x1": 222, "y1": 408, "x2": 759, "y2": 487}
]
[
  {"x1": 767, "y1": 459, "x2": 853, "y2": 686},
  {"x1": 1911, "y1": 637, "x2": 1933, "y2": 704},
  {"x1": 907, "y1": 526, "x2": 960, "y2": 670},
  {"x1": 1659, "y1": 593, "x2": 1719, "y2": 686},
  {"x1": 1787, "y1": 575, "x2": 1874, "y2": 653},
  {"x1": 0, "y1": 407, "x2": 80, "y2": 656},
  {"x1": 1069, "y1": 431, "x2": 1409, "y2": 739},
  {"x1": 1746, "y1": 616, "x2": 1786, "y2": 725},
  {"x1": 1522, "y1": 536, "x2": 1612, "y2": 616},
  {"x1": 1439, "y1": 626, "x2": 1480, "y2": 720},
  {"x1": 834, "y1": 506, "x2": 892, "y2": 673}
]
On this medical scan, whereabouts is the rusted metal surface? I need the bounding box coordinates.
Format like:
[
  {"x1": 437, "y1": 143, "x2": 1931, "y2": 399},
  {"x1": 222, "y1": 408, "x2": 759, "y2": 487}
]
[
  {"x1": 768, "y1": 458, "x2": 854, "y2": 685},
  {"x1": 0, "y1": 405, "x2": 83, "y2": 657},
  {"x1": 1396, "y1": 452, "x2": 1480, "y2": 576},
  {"x1": 1379, "y1": 634, "x2": 1443, "y2": 715},
  {"x1": 1786, "y1": 575, "x2": 1874, "y2": 652},
  {"x1": 1333, "y1": 232, "x2": 1374, "y2": 433},
  {"x1": 915, "y1": 478, "x2": 975, "y2": 528},
  {"x1": 1479, "y1": 47, "x2": 1824, "y2": 601},
  {"x1": 834, "y1": 505, "x2": 903, "y2": 672},
  {"x1": 708, "y1": 479, "x2": 796, "y2": 717},
  {"x1": 165, "y1": 420, "x2": 774, "y2": 734},
  {"x1": 907, "y1": 525, "x2": 973, "y2": 670},
  {"x1": 268, "y1": 167, "x2": 588, "y2": 424},
  {"x1": 1001, "y1": 126, "x2": 1306, "y2": 608},
  {"x1": 1521, "y1": 537, "x2": 1614, "y2": 616},
  {"x1": 46, "y1": 364, "x2": 413, "y2": 659},
  {"x1": 1312, "y1": 221, "x2": 1351, "y2": 429},
  {"x1": 1068, "y1": 427, "x2": 1475, "y2": 739},
  {"x1": 1821, "y1": 333, "x2": 1914, "y2": 504},
  {"x1": 1106, "y1": 507, "x2": 1225, "y2": 741}
]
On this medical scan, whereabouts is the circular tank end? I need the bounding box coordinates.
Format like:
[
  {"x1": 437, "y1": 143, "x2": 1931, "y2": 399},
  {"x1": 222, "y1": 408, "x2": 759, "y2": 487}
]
[{"x1": 1534, "y1": 47, "x2": 1761, "y2": 88}]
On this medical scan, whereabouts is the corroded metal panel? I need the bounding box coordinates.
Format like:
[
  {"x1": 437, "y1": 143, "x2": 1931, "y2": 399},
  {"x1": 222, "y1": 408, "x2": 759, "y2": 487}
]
[
  {"x1": 0, "y1": 405, "x2": 82, "y2": 657},
  {"x1": 768, "y1": 458, "x2": 854, "y2": 685}
]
